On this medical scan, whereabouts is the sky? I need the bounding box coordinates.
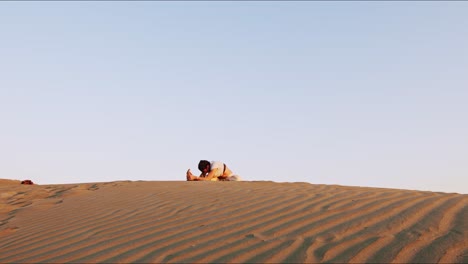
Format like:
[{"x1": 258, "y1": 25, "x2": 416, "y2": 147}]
[{"x1": 0, "y1": 2, "x2": 467, "y2": 194}]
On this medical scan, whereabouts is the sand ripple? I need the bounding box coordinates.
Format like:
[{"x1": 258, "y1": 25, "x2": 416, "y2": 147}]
[{"x1": 0, "y1": 181, "x2": 466, "y2": 263}]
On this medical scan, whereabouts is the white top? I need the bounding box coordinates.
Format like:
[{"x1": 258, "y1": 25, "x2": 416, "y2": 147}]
[{"x1": 210, "y1": 161, "x2": 224, "y2": 177}]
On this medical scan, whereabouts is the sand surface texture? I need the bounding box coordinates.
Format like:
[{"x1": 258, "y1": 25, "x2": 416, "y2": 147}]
[{"x1": 0, "y1": 180, "x2": 466, "y2": 263}]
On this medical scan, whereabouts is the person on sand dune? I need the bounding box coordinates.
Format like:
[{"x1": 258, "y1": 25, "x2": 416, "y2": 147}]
[{"x1": 186, "y1": 160, "x2": 242, "y2": 181}]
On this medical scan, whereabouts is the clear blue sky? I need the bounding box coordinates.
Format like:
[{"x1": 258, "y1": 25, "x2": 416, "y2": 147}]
[{"x1": 1, "y1": 2, "x2": 467, "y2": 193}]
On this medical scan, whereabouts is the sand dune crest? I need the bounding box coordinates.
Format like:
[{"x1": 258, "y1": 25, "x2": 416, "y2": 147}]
[{"x1": 0, "y1": 180, "x2": 466, "y2": 263}]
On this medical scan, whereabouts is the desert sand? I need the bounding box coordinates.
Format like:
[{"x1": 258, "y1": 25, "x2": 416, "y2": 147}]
[{"x1": 0, "y1": 179, "x2": 466, "y2": 263}]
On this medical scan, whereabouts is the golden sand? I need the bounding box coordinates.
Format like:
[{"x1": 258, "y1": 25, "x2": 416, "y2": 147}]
[{"x1": 0, "y1": 180, "x2": 466, "y2": 263}]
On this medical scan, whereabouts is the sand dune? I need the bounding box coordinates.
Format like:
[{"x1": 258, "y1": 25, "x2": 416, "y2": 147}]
[{"x1": 0, "y1": 180, "x2": 466, "y2": 263}]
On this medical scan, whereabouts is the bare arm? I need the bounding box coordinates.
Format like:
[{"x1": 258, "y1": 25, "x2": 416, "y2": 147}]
[{"x1": 204, "y1": 168, "x2": 218, "y2": 180}]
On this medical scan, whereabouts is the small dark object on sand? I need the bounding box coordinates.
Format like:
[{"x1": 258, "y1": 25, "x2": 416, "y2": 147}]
[{"x1": 21, "y1": 180, "x2": 34, "y2": 185}]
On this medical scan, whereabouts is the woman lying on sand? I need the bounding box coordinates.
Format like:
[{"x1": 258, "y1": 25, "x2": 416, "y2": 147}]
[{"x1": 186, "y1": 160, "x2": 242, "y2": 181}]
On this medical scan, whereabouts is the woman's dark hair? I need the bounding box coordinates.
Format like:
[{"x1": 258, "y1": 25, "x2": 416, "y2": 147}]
[{"x1": 198, "y1": 160, "x2": 210, "y2": 171}]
